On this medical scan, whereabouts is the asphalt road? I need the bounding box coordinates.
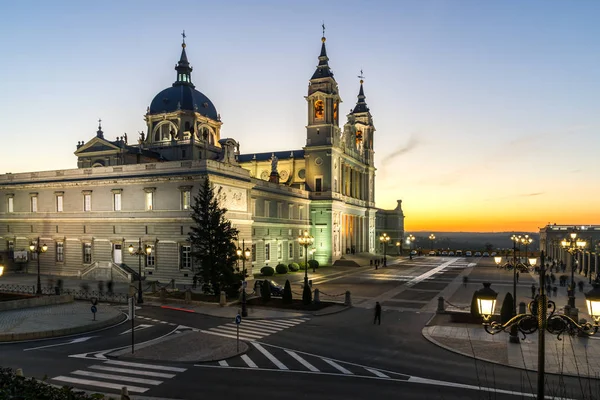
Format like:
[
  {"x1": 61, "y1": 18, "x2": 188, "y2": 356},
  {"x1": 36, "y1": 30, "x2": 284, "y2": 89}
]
[{"x1": 1, "y1": 256, "x2": 597, "y2": 399}]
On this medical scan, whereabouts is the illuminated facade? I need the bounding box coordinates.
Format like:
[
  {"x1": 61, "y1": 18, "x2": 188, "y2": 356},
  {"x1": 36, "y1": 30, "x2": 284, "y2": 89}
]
[{"x1": 0, "y1": 35, "x2": 404, "y2": 284}]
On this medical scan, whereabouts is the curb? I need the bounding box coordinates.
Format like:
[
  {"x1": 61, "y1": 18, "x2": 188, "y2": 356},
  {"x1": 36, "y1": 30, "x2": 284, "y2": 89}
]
[
  {"x1": 0, "y1": 311, "x2": 127, "y2": 342},
  {"x1": 313, "y1": 305, "x2": 351, "y2": 317}
]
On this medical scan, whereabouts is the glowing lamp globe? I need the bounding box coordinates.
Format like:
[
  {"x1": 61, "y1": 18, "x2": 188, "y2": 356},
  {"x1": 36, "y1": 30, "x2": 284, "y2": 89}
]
[{"x1": 476, "y1": 282, "x2": 498, "y2": 321}]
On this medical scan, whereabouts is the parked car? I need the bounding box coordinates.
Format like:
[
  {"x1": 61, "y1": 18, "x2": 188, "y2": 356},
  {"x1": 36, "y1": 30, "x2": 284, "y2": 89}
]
[
  {"x1": 448, "y1": 251, "x2": 455, "y2": 256},
  {"x1": 441, "y1": 251, "x2": 448, "y2": 256},
  {"x1": 474, "y1": 252, "x2": 482, "y2": 257},
  {"x1": 465, "y1": 251, "x2": 472, "y2": 257},
  {"x1": 253, "y1": 279, "x2": 284, "y2": 296},
  {"x1": 482, "y1": 252, "x2": 490, "y2": 257},
  {"x1": 455, "y1": 250, "x2": 463, "y2": 256},
  {"x1": 410, "y1": 250, "x2": 418, "y2": 256},
  {"x1": 428, "y1": 251, "x2": 436, "y2": 256},
  {"x1": 491, "y1": 252, "x2": 497, "y2": 256}
]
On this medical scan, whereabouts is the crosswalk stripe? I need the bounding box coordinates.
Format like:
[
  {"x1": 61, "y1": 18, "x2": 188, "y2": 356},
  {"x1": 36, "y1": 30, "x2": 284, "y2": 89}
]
[
  {"x1": 267, "y1": 320, "x2": 300, "y2": 328},
  {"x1": 104, "y1": 360, "x2": 187, "y2": 372},
  {"x1": 231, "y1": 325, "x2": 279, "y2": 335},
  {"x1": 72, "y1": 370, "x2": 163, "y2": 385},
  {"x1": 52, "y1": 376, "x2": 149, "y2": 393},
  {"x1": 323, "y1": 359, "x2": 353, "y2": 374},
  {"x1": 233, "y1": 322, "x2": 281, "y2": 333},
  {"x1": 248, "y1": 320, "x2": 295, "y2": 328},
  {"x1": 241, "y1": 354, "x2": 258, "y2": 368},
  {"x1": 203, "y1": 330, "x2": 258, "y2": 341},
  {"x1": 252, "y1": 343, "x2": 288, "y2": 370},
  {"x1": 209, "y1": 327, "x2": 263, "y2": 338},
  {"x1": 89, "y1": 365, "x2": 175, "y2": 378},
  {"x1": 286, "y1": 318, "x2": 310, "y2": 323},
  {"x1": 218, "y1": 360, "x2": 229, "y2": 367},
  {"x1": 365, "y1": 368, "x2": 389, "y2": 378},
  {"x1": 284, "y1": 350, "x2": 319, "y2": 372}
]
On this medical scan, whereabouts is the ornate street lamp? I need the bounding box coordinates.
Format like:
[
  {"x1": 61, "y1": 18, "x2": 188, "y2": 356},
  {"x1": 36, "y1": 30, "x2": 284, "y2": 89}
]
[
  {"x1": 298, "y1": 230, "x2": 314, "y2": 304},
  {"x1": 407, "y1": 234, "x2": 415, "y2": 259},
  {"x1": 521, "y1": 235, "x2": 533, "y2": 265},
  {"x1": 236, "y1": 240, "x2": 251, "y2": 317},
  {"x1": 395, "y1": 241, "x2": 401, "y2": 256},
  {"x1": 561, "y1": 233, "x2": 587, "y2": 308},
  {"x1": 129, "y1": 238, "x2": 152, "y2": 304},
  {"x1": 477, "y1": 252, "x2": 599, "y2": 400},
  {"x1": 494, "y1": 256, "x2": 503, "y2": 267},
  {"x1": 30, "y1": 238, "x2": 48, "y2": 295},
  {"x1": 379, "y1": 233, "x2": 390, "y2": 267},
  {"x1": 428, "y1": 234, "x2": 436, "y2": 250}
]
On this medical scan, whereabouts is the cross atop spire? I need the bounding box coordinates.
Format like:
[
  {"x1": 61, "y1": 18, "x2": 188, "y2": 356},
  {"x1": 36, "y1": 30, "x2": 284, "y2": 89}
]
[
  {"x1": 174, "y1": 32, "x2": 194, "y2": 87},
  {"x1": 358, "y1": 69, "x2": 365, "y2": 84},
  {"x1": 181, "y1": 30, "x2": 186, "y2": 47},
  {"x1": 96, "y1": 118, "x2": 104, "y2": 139},
  {"x1": 322, "y1": 22, "x2": 325, "y2": 38}
]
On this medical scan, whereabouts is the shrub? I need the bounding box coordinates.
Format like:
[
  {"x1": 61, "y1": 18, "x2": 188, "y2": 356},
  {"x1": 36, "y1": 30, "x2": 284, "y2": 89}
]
[
  {"x1": 261, "y1": 279, "x2": 271, "y2": 302},
  {"x1": 282, "y1": 280, "x2": 293, "y2": 304},
  {"x1": 302, "y1": 281, "x2": 312, "y2": 305},
  {"x1": 288, "y1": 263, "x2": 299, "y2": 272},
  {"x1": 308, "y1": 259, "x2": 319, "y2": 270},
  {"x1": 470, "y1": 291, "x2": 481, "y2": 319},
  {"x1": 260, "y1": 266, "x2": 275, "y2": 276},
  {"x1": 500, "y1": 292, "x2": 514, "y2": 324},
  {"x1": 276, "y1": 264, "x2": 289, "y2": 274},
  {"x1": 299, "y1": 262, "x2": 307, "y2": 270}
]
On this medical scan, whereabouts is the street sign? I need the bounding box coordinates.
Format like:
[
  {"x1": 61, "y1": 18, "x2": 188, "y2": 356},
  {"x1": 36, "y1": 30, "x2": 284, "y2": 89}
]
[
  {"x1": 91, "y1": 305, "x2": 97, "y2": 313},
  {"x1": 235, "y1": 314, "x2": 242, "y2": 325}
]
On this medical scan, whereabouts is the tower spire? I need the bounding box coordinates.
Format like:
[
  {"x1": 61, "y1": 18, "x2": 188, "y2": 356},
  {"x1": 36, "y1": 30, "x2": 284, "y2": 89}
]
[
  {"x1": 96, "y1": 118, "x2": 104, "y2": 139},
  {"x1": 311, "y1": 24, "x2": 333, "y2": 80},
  {"x1": 352, "y1": 71, "x2": 369, "y2": 113},
  {"x1": 174, "y1": 31, "x2": 194, "y2": 87}
]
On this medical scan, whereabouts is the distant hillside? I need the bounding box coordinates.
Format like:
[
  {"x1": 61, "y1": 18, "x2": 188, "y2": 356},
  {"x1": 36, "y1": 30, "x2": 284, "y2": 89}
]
[{"x1": 410, "y1": 232, "x2": 540, "y2": 252}]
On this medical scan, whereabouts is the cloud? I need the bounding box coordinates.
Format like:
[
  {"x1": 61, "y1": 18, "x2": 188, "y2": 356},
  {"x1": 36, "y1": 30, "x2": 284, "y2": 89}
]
[
  {"x1": 483, "y1": 192, "x2": 545, "y2": 202},
  {"x1": 381, "y1": 134, "x2": 421, "y2": 165}
]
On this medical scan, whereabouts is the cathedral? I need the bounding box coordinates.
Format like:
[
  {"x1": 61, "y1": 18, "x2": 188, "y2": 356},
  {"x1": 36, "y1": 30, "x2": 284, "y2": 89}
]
[{"x1": 0, "y1": 33, "x2": 405, "y2": 285}]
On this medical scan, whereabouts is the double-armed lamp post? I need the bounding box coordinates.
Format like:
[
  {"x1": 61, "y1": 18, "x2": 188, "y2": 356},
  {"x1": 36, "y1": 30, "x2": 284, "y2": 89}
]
[
  {"x1": 476, "y1": 251, "x2": 600, "y2": 400},
  {"x1": 521, "y1": 235, "x2": 533, "y2": 264},
  {"x1": 379, "y1": 233, "x2": 390, "y2": 267},
  {"x1": 298, "y1": 230, "x2": 314, "y2": 285},
  {"x1": 428, "y1": 234, "x2": 435, "y2": 250},
  {"x1": 236, "y1": 241, "x2": 251, "y2": 317},
  {"x1": 129, "y1": 239, "x2": 152, "y2": 304},
  {"x1": 29, "y1": 238, "x2": 48, "y2": 295},
  {"x1": 561, "y1": 232, "x2": 587, "y2": 308},
  {"x1": 407, "y1": 234, "x2": 415, "y2": 259}
]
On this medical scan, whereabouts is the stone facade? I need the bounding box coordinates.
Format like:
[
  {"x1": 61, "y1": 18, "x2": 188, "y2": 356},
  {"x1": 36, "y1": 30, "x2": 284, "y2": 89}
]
[{"x1": 0, "y1": 34, "x2": 404, "y2": 284}]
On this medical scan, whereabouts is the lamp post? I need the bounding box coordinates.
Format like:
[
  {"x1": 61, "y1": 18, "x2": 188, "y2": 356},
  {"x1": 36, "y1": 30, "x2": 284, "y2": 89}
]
[
  {"x1": 476, "y1": 251, "x2": 600, "y2": 400},
  {"x1": 407, "y1": 234, "x2": 415, "y2": 260},
  {"x1": 379, "y1": 233, "x2": 390, "y2": 267},
  {"x1": 428, "y1": 234, "x2": 436, "y2": 250},
  {"x1": 129, "y1": 238, "x2": 151, "y2": 304},
  {"x1": 236, "y1": 240, "x2": 251, "y2": 317},
  {"x1": 298, "y1": 230, "x2": 314, "y2": 287},
  {"x1": 396, "y1": 241, "x2": 401, "y2": 256},
  {"x1": 561, "y1": 232, "x2": 587, "y2": 308},
  {"x1": 521, "y1": 235, "x2": 533, "y2": 265},
  {"x1": 508, "y1": 234, "x2": 521, "y2": 343},
  {"x1": 29, "y1": 238, "x2": 48, "y2": 295}
]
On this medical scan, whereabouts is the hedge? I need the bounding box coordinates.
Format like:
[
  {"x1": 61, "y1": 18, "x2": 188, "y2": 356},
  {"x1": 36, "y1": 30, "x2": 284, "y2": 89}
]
[
  {"x1": 288, "y1": 263, "x2": 299, "y2": 272},
  {"x1": 275, "y1": 264, "x2": 289, "y2": 274},
  {"x1": 260, "y1": 266, "x2": 275, "y2": 276}
]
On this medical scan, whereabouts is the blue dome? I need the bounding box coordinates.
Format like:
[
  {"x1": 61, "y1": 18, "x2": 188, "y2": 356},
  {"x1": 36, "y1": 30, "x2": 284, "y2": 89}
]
[{"x1": 149, "y1": 85, "x2": 218, "y2": 120}]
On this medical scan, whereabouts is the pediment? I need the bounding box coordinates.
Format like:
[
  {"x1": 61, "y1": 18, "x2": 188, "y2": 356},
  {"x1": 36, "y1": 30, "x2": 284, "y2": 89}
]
[{"x1": 75, "y1": 137, "x2": 121, "y2": 156}]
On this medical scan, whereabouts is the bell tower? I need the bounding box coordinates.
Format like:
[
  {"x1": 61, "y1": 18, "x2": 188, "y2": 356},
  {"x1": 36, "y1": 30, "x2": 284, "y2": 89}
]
[{"x1": 305, "y1": 28, "x2": 342, "y2": 147}]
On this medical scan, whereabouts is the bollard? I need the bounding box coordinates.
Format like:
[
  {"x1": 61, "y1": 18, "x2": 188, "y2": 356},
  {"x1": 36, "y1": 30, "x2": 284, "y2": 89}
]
[
  {"x1": 121, "y1": 386, "x2": 130, "y2": 400},
  {"x1": 437, "y1": 297, "x2": 445, "y2": 313},
  {"x1": 220, "y1": 290, "x2": 227, "y2": 307},
  {"x1": 519, "y1": 301, "x2": 526, "y2": 314},
  {"x1": 255, "y1": 283, "x2": 261, "y2": 298},
  {"x1": 160, "y1": 287, "x2": 167, "y2": 303},
  {"x1": 309, "y1": 279, "x2": 313, "y2": 287},
  {"x1": 314, "y1": 288, "x2": 320, "y2": 304},
  {"x1": 15, "y1": 368, "x2": 23, "y2": 377},
  {"x1": 344, "y1": 290, "x2": 352, "y2": 306},
  {"x1": 185, "y1": 288, "x2": 192, "y2": 304}
]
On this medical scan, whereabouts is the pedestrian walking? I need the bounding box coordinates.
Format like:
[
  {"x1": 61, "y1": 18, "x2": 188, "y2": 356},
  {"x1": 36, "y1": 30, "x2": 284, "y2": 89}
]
[
  {"x1": 374, "y1": 302, "x2": 382, "y2": 325},
  {"x1": 531, "y1": 284, "x2": 536, "y2": 299}
]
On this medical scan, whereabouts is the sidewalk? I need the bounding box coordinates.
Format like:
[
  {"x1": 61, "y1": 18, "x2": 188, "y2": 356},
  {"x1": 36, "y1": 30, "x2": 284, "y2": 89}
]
[{"x1": 423, "y1": 258, "x2": 600, "y2": 378}]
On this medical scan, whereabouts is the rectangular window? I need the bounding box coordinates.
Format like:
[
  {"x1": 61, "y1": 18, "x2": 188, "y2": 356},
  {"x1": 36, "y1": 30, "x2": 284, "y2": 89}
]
[
  {"x1": 277, "y1": 203, "x2": 282, "y2": 218},
  {"x1": 7, "y1": 240, "x2": 14, "y2": 260},
  {"x1": 251, "y1": 199, "x2": 256, "y2": 217},
  {"x1": 288, "y1": 242, "x2": 293, "y2": 259},
  {"x1": 251, "y1": 244, "x2": 256, "y2": 262},
  {"x1": 299, "y1": 245, "x2": 304, "y2": 258},
  {"x1": 146, "y1": 244, "x2": 155, "y2": 268},
  {"x1": 180, "y1": 245, "x2": 191, "y2": 269},
  {"x1": 83, "y1": 194, "x2": 91, "y2": 211},
  {"x1": 145, "y1": 192, "x2": 153, "y2": 210},
  {"x1": 56, "y1": 195, "x2": 63, "y2": 212},
  {"x1": 182, "y1": 190, "x2": 191, "y2": 210},
  {"x1": 277, "y1": 242, "x2": 282, "y2": 259},
  {"x1": 264, "y1": 201, "x2": 270, "y2": 217},
  {"x1": 31, "y1": 196, "x2": 38, "y2": 212},
  {"x1": 56, "y1": 242, "x2": 64, "y2": 262},
  {"x1": 83, "y1": 243, "x2": 92, "y2": 264},
  {"x1": 7, "y1": 197, "x2": 13, "y2": 213},
  {"x1": 299, "y1": 206, "x2": 305, "y2": 220},
  {"x1": 113, "y1": 193, "x2": 121, "y2": 211},
  {"x1": 265, "y1": 243, "x2": 270, "y2": 261},
  {"x1": 315, "y1": 177, "x2": 323, "y2": 192},
  {"x1": 288, "y1": 204, "x2": 293, "y2": 219}
]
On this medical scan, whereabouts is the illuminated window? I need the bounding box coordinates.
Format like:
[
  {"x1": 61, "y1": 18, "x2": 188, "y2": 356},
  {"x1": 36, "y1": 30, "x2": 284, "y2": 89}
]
[
  {"x1": 56, "y1": 242, "x2": 64, "y2": 262},
  {"x1": 30, "y1": 195, "x2": 38, "y2": 213},
  {"x1": 277, "y1": 242, "x2": 282, "y2": 259},
  {"x1": 180, "y1": 245, "x2": 191, "y2": 269},
  {"x1": 114, "y1": 193, "x2": 121, "y2": 211},
  {"x1": 288, "y1": 242, "x2": 293, "y2": 259},
  {"x1": 314, "y1": 100, "x2": 324, "y2": 120},
  {"x1": 144, "y1": 188, "x2": 156, "y2": 211},
  {"x1": 83, "y1": 242, "x2": 92, "y2": 264},
  {"x1": 179, "y1": 186, "x2": 192, "y2": 210},
  {"x1": 7, "y1": 196, "x2": 13, "y2": 213},
  {"x1": 265, "y1": 243, "x2": 271, "y2": 261},
  {"x1": 82, "y1": 191, "x2": 92, "y2": 212},
  {"x1": 56, "y1": 194, "x2": 63, "y2": 212}
]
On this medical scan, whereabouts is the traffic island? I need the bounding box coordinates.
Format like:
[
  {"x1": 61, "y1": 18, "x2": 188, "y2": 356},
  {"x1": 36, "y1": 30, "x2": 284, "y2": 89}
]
[{"x1": 246, "y1": 297, "x2": 336, "y2": 311}]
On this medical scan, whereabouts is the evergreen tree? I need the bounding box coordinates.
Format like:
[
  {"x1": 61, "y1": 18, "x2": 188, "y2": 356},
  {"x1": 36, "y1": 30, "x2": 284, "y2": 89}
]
[
  {"x1": 261, "y1": 279, "x2": 271, "y2": 302},
  {"x1": 282, "y1": 280, "x2": 293, "y2": 304},
  {"x1": 188, "y1": 176, "x2": 242, "y2": 297},
  {"x1": 500, "y1": 292, "x2": 515, "y2": 324}
]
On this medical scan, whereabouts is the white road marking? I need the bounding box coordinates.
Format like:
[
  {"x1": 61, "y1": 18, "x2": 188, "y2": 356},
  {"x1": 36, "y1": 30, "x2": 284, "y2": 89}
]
[
  {"x1": 218, "y1": 360, "x2": 229, "y2": 367},
  {"x1": 365, "y1": 368, "x2": 389, "y2": 378},
  {"x1": 252, "y1": 343, "x2": 288, "y2": 370},
  {"x1": 120, "y1": 324, "x2": 153, "y2": 335},
  {"x1": 72, "y1": 370, "x2": 162, "y2": 385},
  {"x1": 89, "y1": 365, "x2": 175, "y2": 378},
  {"x1": 405, "y1": 259, "x2": 458, "y2": 287},
  {"x1": 201, "y1": 330, "x2": 257, "y2": 341},
  {"x1": 323, "y1": 359, "x2": 353, "y2": 374},
  {"x1": 285, "y1": 350, "x2": 319, "y2": 372},
  {"x1": 24, "y1": 336, "x2": 96, "y2": 351},
  {"x1": 208, "y1": 327, "x2": 263, "y2": 339},
  {"x1": 241, "y1": 354, "x2": 258, "y2": 368},
  {"x1": 51, "y1": 376, "x2": 148, "y2": 393},
  {"x1": 104, "y1": 360, "x2": 186, "y2": 372}
]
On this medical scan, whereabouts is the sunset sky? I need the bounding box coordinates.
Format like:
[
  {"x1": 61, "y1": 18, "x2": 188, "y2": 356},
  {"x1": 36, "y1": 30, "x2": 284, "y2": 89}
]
[{"x1": 0, "y1": 1, "x2": 599, "y2": 232}]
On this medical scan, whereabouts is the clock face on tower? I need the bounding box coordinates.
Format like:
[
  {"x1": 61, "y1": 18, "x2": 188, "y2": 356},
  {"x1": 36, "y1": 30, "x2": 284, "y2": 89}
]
[{"x1": 314, "y1": 100, "x2": 324, "y2": 120}]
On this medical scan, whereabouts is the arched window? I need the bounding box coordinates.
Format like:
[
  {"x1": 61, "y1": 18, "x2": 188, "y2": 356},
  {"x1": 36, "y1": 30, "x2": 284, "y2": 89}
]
[{"x1": 154, "y1": 123, "x2": 174, "y2": 142}]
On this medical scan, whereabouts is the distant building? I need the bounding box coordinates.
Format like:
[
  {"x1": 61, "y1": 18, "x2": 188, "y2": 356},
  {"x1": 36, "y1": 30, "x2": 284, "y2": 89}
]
[
  {"x1": 539, "y1": 224, "x2": 599, "y2": 280},
  {"x1": 0, "y1": 34, "x2": 404, "y2": 284}
]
